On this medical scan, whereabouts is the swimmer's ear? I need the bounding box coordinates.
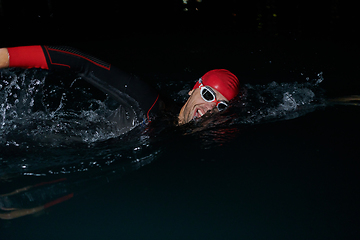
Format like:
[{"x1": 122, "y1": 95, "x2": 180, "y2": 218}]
[{"x1": 188, "y1": 89, "x2": 194, "y2": 96}]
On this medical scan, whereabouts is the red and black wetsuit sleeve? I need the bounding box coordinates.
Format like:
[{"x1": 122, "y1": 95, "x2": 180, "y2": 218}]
[{"x1": 7, "y1": 45, "x2": 161, "y2": 120}]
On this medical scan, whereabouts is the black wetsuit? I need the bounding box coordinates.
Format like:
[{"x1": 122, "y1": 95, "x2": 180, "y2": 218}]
[{"x1": 8, "y1": 45, "x2": 163, "y2": 134}]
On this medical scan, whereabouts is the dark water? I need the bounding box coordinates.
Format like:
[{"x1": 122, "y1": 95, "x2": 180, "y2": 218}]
[{"x1": 1, "y1": 32, "x2": 360, "y2": 239}]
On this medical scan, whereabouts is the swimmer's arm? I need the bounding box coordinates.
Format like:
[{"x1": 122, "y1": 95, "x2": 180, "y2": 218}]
[
  {"x1": 0, "y1": 45, "x2": 161, "y2": 117},
  {"x1": 0, "y1": 205, "x2": 45, "y2": 220},
  {"x1": 0, "y1": 48, "x2": 9, "y2": 68}
]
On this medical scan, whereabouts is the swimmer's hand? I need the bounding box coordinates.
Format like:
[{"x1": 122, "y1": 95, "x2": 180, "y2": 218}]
[
  {"x1": 0, "y1": 48, "x2": 9, "y2": 68},
  {"x1": 329, "y1": 95, "x2": 360, "y2": 106}
]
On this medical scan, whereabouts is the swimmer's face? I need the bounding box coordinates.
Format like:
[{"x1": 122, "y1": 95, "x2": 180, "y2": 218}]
[{"x1": 178, "y1": 87, "x2": 228, "y2": 125}]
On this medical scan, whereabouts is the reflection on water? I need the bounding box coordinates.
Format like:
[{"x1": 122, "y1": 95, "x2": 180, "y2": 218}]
[{"x1": 0, "y1": 149, "x2": 159, "y2": 219}]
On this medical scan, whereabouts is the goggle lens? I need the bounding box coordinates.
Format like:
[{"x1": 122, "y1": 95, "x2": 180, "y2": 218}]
[
  {"x1": 201, "y1": 87, "x2": 215, "y2": 102},
  {"x1": 217, "y1": 102, "x2": 228, "y2": 111},
  {"x1": 200, "y1": 86, "x2": 228, "y2": 112}
]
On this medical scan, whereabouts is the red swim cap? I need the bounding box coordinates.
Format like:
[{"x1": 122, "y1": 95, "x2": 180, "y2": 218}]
[{"x1": 193, "y1": 69, "x2": 240, "y2": 101}]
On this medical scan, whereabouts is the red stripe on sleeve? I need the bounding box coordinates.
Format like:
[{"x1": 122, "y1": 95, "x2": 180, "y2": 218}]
[
  {"x1": 8, "y1": 45, "x2": 49, "y2": 69},
  {"x1": 45, "y1": 46, "x2": 111, "y2": 70},
  {"x1": 43, "y1": 193, "x2": 74, "y2": 209},
  {"x1": 147, "y1": 94, "x2": 159, "y2": 121}
]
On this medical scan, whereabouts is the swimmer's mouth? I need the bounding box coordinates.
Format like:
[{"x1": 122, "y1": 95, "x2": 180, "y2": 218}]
[{"x1": 193, "y1": 108, "x2": 204, "y2": 119}]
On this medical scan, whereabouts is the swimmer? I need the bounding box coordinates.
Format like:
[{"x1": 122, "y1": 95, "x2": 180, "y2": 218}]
[{"x1": 0, "y1": 46, "x2": 239, "y2": 132}]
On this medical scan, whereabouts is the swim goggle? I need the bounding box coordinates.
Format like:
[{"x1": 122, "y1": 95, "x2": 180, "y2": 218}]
[{"x1": 197, "y1": 79, "x2": 229, "y2": 111}]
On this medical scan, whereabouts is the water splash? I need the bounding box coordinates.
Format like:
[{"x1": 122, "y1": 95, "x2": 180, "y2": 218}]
[
  {"x1": 0, "y1": 69, "x2": 129, "y2": 146},
  {"x1": 0, "y1": 69, "x2": 157, "y2": 177},
  {"x1": 233, "y1": 72, "x2": 326, "y2": 125},
  {"x1": 0, "y1": 69, "x2": 327, "y2": 176}
]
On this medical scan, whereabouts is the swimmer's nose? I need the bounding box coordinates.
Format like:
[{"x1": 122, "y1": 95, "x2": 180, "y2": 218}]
[{"x1": 204, "y1": 102, "x2": 216, "y2": 113}]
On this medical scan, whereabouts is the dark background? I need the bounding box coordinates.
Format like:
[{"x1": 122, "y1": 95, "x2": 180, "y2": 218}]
[
  {"x1": 1, "y1": 1, "x2": 360, "y2": 240},
  {"x1": 0, "y1": 0, "x2": 358, "y2": 45}
]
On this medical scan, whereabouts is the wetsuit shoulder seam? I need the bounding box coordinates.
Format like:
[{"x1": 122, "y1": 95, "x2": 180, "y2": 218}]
[{"x1": 46, "y1": 46, "x2": 111, "y2": 70}]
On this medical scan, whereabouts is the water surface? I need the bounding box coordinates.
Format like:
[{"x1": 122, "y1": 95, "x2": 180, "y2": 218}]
[{"x1": 1, "y1": 33, "x2": 359, "y2": 240}]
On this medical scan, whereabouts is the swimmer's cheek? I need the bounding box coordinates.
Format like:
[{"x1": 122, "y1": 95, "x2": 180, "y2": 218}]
[{"x1": 0, "y1": 48, "x2": 10, "y2": 68}]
